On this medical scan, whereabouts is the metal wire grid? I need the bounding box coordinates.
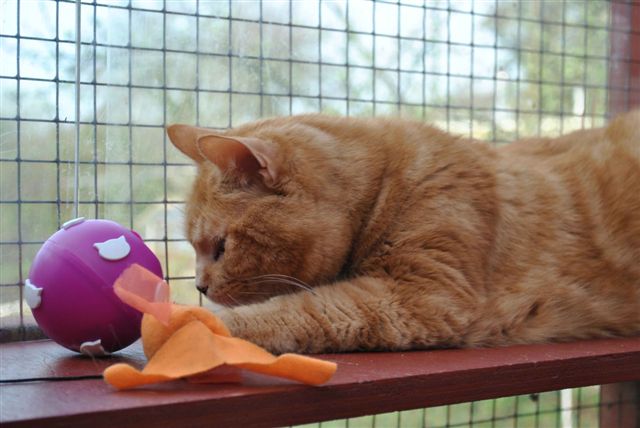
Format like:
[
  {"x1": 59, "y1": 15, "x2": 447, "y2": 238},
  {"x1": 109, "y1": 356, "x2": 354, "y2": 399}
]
[
  {"x1": 291, "y1": 384, "x2": 640, "y2": 428},
  {"x1": 0, "y1": 0, "x2": 636, "y2": 426},
  {"x1": 307, "y1": 387, "x2": 602, "y2": 428},
  {"x1": 0, "y1": 0, "x2": 620, "y2": 304}
]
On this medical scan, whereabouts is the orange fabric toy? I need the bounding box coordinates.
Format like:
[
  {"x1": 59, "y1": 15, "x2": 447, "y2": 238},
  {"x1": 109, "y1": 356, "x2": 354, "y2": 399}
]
[{"x1": 103, "y1": 264, "x2": 337, "y2": 390}]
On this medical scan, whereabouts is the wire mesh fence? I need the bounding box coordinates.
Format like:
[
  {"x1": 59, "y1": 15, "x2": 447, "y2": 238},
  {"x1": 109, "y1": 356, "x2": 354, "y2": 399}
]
[
  {"x1": 0, "y1": 0, "x2": 638, "y2": 426},
  {"x1": 294, "y1": 387, "x2": 603, "y2": 428}
]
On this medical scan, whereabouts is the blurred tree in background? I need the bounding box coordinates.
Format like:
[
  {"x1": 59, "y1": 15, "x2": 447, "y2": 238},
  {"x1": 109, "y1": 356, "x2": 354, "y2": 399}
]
[{"x1": 488, "y1": 0, "x2": 610, "y2": 137}]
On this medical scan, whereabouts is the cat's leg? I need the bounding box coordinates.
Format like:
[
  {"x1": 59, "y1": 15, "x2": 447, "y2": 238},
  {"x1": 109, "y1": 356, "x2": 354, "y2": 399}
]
[{"x1": 219, "y1": 275, "x2": 477, "y2": 354}]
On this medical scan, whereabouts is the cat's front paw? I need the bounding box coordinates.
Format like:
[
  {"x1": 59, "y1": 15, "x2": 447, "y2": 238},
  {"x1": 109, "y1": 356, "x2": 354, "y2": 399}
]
[
  {"x1": 216, "y1": 307, "x2": 305, "y2": 354},
  {"x1": 216, "y1": 308, "x2": 241, "y2": 336}
]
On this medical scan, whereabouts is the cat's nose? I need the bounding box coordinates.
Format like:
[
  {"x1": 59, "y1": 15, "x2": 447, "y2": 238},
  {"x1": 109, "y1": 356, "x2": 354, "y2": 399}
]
[{"x1": 196, "y1": 283, "x2": 208, "y2": 294}]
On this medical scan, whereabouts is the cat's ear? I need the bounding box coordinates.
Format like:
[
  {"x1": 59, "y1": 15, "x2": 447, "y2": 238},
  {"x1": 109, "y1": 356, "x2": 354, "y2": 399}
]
[
  {"x1": 166, "y1": 124, "x2": 210, "y2": 162},
  {"x1": 166, "y1": 124, "x2": 279, "y2": 184},
  {"x1": 196, "y1": 135, "x2": 278, "y2": 184}
]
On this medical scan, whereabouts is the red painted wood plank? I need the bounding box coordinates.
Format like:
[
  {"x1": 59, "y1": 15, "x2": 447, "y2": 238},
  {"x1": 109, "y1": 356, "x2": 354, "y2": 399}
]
[
  {"x1": 1, "y1": 337, "x2": 640, "y2": 428},
  {"x1": 610, "y1": 0, "x2": 640, "y2": 115},
  {"x1": 600, "y1": 382, "x2": 640, "y2": 428},
  {"x1": 0, "y1": 339, "x2": 146, "y2": 381}
]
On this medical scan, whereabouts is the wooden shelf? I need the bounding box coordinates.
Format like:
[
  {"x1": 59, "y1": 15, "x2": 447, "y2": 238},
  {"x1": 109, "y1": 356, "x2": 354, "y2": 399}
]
[{"x1": 1, "y1": 337, "x2": 639, "y2": 428}]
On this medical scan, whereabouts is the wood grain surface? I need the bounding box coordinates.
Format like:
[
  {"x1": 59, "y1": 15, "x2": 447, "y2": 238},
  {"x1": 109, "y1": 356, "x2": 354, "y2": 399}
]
[{"x1": 1, "y1": 337, "x2": 639, "y2": 428}]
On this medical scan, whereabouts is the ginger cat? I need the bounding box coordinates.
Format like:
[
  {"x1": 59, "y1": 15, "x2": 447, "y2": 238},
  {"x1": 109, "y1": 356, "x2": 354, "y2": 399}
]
[{"x1": 167, "y1": 111, "x2": 640, "y2": 354}]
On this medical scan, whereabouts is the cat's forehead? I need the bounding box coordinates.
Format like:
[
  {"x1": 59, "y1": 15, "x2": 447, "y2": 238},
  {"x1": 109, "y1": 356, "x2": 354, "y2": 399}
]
[
  {"x1": 189, "y1": 215, "x2": 225, "y2": 244},
  {"x1": 186, "y1": 170, "x2": 257, "y2": 241},
  {"x1": 186, "y1": 194, "x2": 228, "y2": 243}
]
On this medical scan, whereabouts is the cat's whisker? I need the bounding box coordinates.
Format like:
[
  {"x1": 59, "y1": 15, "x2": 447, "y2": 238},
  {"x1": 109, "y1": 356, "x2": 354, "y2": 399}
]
[
  {"x1": 254, "y1": 273, "x2": 300, "y2": 280},
  {"x1": 234, "y1": 274, "x2": 317, "y2": 294},
  {"x1": 257, "y1": 273, "x2": 308, "y2": 283},
  {"x1": 251, "y1": 276, "x2": 310, "y2": 287},
  {"x1": 251, "y1": 278, "x2": 317, "y2": 295},
  {"x1": 225, "y1": 292, "x2": 242, "y2": 307},
  {"x1": 250, "y1": 274, "x2": 317, "y2": 294},
  {"x1": 236, "y1": 291, "x2": 278, "y2": 295},
  {"x1": 251, "y1": 279, "x2": 313, "y2": 291}
]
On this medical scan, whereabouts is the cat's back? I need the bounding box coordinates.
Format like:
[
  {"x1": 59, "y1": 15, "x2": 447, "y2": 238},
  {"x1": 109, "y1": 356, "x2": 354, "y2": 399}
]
[
  {"x1": 500, "y1": 110, "x2": 640, "y2": 163},
  {"x1": 494, "y1": 111, "x2": 640, "y2": 281},
  {"x1": 497, "y1": 111, "x2": 640, "y2": 200}
]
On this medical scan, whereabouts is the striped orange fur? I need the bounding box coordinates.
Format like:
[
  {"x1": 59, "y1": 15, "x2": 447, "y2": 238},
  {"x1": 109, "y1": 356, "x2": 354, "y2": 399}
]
[{"x1": 167, "y1": 111, "x2": 640, "y2": 353}]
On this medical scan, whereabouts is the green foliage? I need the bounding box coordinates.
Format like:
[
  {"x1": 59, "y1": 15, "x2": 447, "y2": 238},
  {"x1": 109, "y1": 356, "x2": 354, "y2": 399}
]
[{"x1": 488, "y1": 0, "x2": 610, "y2": 137}]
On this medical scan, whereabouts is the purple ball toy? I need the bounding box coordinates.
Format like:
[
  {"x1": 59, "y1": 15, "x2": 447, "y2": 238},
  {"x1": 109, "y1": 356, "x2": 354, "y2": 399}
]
[{"x1": 26, "y1": 218, "x2": 163, "y2": 355}]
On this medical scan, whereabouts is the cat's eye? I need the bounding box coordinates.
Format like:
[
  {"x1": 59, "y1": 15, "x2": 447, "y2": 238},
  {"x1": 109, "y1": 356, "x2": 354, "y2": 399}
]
[{"x1": 212, "y1": 238, "x2": 226, "y2": 261}]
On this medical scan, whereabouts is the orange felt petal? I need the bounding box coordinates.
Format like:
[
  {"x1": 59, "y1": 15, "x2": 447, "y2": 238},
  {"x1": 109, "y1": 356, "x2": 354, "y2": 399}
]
[
  {"x1": 104, "y1": 320, "x2": 224, "y2": 389},
  {"x1": 143, "y1": 320, "x2": 226, "y2": 378},
  {"x1": 140, "y1": 305, "x2": 232, "y2": 360},
  {"x1": 237, "y1": 354, "x2": 337, "y2": 386},
  {"x1": 113, "y1": 264, "x2": 172, "y2": 325},
  {"x1": 103, "y1": 363, "x2": 173, "y2": 390},
  {"x1": 104, "y1": 318, "x2": 337, "y2": 390},
  {"x1": 197, "y1": 335, "x2": 337, "y2": 386}
]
